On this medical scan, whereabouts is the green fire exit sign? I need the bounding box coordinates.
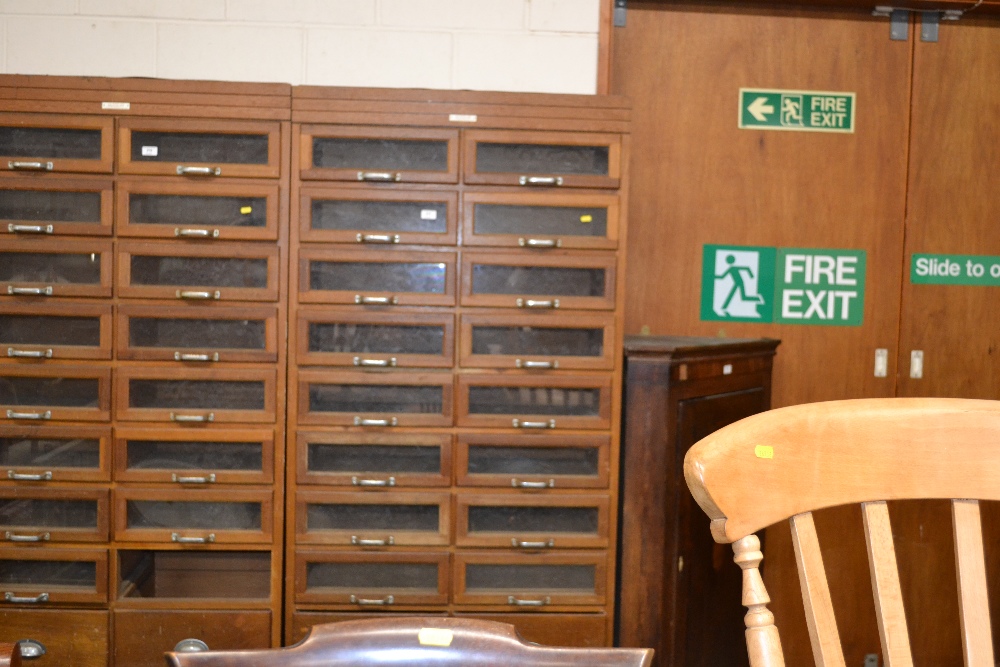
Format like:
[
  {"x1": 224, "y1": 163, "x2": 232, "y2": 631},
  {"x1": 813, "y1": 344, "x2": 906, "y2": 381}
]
[{"x1": 739, "y1": 88, "x2": 856, "y2": 133}]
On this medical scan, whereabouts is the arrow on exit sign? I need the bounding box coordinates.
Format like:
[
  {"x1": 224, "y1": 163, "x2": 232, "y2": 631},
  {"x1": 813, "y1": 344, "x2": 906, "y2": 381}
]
[{"x1": 739, "y1": 88, "x2": 856, "y2": 133}]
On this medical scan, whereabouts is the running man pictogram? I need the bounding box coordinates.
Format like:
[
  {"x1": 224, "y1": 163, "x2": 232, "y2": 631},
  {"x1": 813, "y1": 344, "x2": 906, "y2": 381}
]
[{"x1": 716, "y1": 254, "x2": 765, "y2": 315}]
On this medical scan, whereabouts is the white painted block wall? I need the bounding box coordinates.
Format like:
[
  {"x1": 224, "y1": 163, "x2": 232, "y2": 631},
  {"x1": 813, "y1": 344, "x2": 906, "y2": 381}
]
[{"x1": 0, "y1": 0, "x2": 600, "y2": 94}]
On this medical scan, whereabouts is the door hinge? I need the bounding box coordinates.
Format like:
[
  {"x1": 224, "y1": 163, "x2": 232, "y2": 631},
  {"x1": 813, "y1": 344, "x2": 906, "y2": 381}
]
[
  {"x1": 872, "y1": 6, "x2": 965, "y2": 42},
  {"x1": 614, "y1": 0, "x2": 627, "y2": 27}
]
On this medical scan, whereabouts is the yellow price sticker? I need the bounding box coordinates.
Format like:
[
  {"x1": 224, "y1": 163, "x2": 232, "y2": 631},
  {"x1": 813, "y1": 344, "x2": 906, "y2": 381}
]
[
  {"x1": 580, "y1": 214, "x2": 593, "y2": 223},
  {"x1": 240, "y1": 206, "x2": 253, "y2": 215},
  {"x1": 418, "y1": 628, "x2": 454, "y2": 647},
  {"x1": 754, "y1": 445, "x2": 774, "y2": 459}
]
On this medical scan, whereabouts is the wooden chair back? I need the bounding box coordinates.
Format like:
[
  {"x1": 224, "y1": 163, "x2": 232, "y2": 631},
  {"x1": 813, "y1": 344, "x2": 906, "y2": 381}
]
[
  {"x1": 683, "y1": 397, "x2": 1000, "y2": 667},
  {"x1": 0, "y1": 643, "x2": 22, "y2": 667},
  {"x1": 165, "y1": 617, "x2": 654, "y2": 667}
]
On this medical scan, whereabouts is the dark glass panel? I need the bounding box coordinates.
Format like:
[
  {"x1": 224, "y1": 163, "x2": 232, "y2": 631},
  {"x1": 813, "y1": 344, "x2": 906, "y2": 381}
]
[
  {"x1": 129, "y1": 317, "x2": 266, "y2": 350},
  {"x1": 311, "y1": 199, "x2": 447, "y2": 234},
  {"x1": 309, "y1": 260, "x2": 446, "y2": 294},
  {"x1": 130, "y1": 256, "x2": 268, "y2": 288},
  {"x1": 0, "y1": 437, "x2": 101, "y2": 469},
  {"x1": 0, "y1": 127, "x2": 102, "y2": 160},
  {"x1": 0, "y1": 499, "x2": 98, "y2": 528},
  {"x1": 308, "y1": 384, "x2": 442, "y2": 415},
  {"x1": 128, "y1": 379, "x2": 265, "y2": 410},
  {"x1": 467, "y1": 445, "x2": 598, "y2": 476},
  {"x1": 0, "y1": 377, "x2": 100, "y2": 407},
  {"x1": 126, "y1": 440, "x2": 262, "y2": 472},
  {"x1": 0, "y1": 190, "x2": 102, "y2": 222},
  {"x1": 467, "y1": 505, "x2": 598, "y2": 533},
  {"x1": 473, "y1": 204, "x2": 607, "y2": 237},
  {"x1": 467, "y1": 386, "x2": 600, "y2": 416},
  {"x1": 306, "y1": 503, "x2": 438, "y2": 531},
  {"x1": 0, "y1": 559, "x2": 97, "y2": 588},
  {"x1": 312, "y1": 138, "x2": 448, "y2": 172},
  {"x1": 308, "y1": 322, "x2": 443, "y2": 355},
  {"x1": 0, "y1": 252, "x2": 102, "y2": 284},
  {"x1": 129, "y1": 194, "x2": 267, "y2": 228},
  {"x1": 131, "y1": 131, "x2": 268, "y2": 165},
  {"x1": 126, "y1": 500, "x2": 261, "y2": 530},
  {"x1": 465, "y1": 564, "x2": 595, "y2": 592},
  {"x1": 306, "y1": 561, "x2": 438, "y2": 591},
  {"x1": 471, "y1": 325, "x2": 603, "y2": 357},
  {"x1": 471, "y1": 265, "x2": 604, "y2": 297},
  {"x1": 0, "y1": 314, "x2": 101, "y2": 347},
  {"x1": 308, "y1": 444, "x2": 440, "y2": 474}
]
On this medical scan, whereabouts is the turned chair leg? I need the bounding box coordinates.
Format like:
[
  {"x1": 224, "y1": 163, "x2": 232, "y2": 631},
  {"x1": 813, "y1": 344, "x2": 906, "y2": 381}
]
[{"x1": 734, "y1": 535, "x2": 785, "y2": 667}]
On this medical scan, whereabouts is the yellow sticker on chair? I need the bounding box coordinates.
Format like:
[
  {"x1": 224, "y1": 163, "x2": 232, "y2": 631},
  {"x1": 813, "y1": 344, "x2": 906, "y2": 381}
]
[
  {"x1": 754, "y1": 445, "x2": 774, "y2": 459},
  {"x1": 418, "y1": 628, "x2": 454, "y2": 647}
]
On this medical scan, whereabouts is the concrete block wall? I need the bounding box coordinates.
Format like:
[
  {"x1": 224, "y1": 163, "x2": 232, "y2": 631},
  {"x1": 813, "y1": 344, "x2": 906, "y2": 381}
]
[{"x1": 0, "y1": 0, "x2": 600, "y2": 93}]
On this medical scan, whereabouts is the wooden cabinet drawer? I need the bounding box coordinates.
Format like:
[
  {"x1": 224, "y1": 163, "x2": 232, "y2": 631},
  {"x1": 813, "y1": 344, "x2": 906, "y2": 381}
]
[
  {"x1": 299, "y1": 186, "x2": 457, "y2": 245},
  {"x1": 116, "y1": 550, "x2": 272, "y2": 603},
  {"x1": 117, "y1": 304, "x2": 279, "y2": 364},
  {"x1": 0, "y1": 548, "x2": 108, "y2": 605},
  {"x1": 0, "y1": 487, "x2": 109, "y2": 543},
  {"x1": 116, "y1": 366, "x2": 276, "y2": 424},
  {"x1": 460, "y1": 251, "x2": 616, "y2": 311},
  {"x1": 456, "y1": 374, "x2": 612, "y2": 431},
  {"x1": 454, "y1": 552, "x2": 607, "y2": 608},
  {"x1": 462, "y1": 191, "x2": 619, "y2": 250},
  {"x1": 295, "y1": 491, "x2": 450, "y2": 547},
  {"x1": 114, "y1": 427, "x2": 275, "y2": 485},
  {"x1": 456, "y1": 493, "x2": 609, "y2": 549},
  {"x1": 0, "y1": 608, "x2": 108, "y2": 667},
  {"x1": 117, "y1": 179, "x2": 280, "y2": 241},
  {"x1": 1, "y1": 238, "x2": 112, "y2": 299},
  {"x1": 297, "y1": 248, "x2": 456, "y2": 307},
  {"x1": 1, "y1": 303, "x2": 112, "y2": 362},
  {"x1": 113, "y1": 609, "x2": 271, "y2": 667},
  {"x1": 296, "y1": 308, "x2": 453, "y2": 368},
  {"x1": 456, "y1": 433, "x2": 610, "y2": 490},
  {"x1": 117, "y1": 241, "x2": 280, "y2": 303},
  {"x1": 293, "y1": 550, "x2": 448, "y2": 607},
  {"x1": 1, "y1": 425, "x2": 110, "y2": 483},
  {"x1": 0, "y1": 175, "x2": 113, "y2": 236},
  {"x1": 114, "y1": 489, "x2": 273, "y2": 544},
  {"x1": 0, "y1": 113, "x2": 114, "y2": 174},
  {"x1": 296, "y1": 370, "x2": 453, "y2": 428},
  {"x1": 460, "y1": 612, "x2": 609, "y2": 647},
  {"x1": 118, "y1": 118, "x2": 281, "y2": 178},
  {"x1": 459, "y1": 312, "x2": 614, "y2": 371},
  {"x1": 463, "y1": 129, "x2": 621, "y2": 189},
  {"x1": 296, "y1": 431, "x2": 450, "y2": 488},
  {"x1": 299, "y1": 125, "x2": 458, "y2": 184},
  {"x1": 0, "y1": 365, "x2": 111, "y2": 423}
]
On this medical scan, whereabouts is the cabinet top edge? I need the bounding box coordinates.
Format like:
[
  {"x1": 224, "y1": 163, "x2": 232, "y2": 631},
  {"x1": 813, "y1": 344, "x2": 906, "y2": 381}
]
[{"x1": 623, "y1": 335, "x2": 781, "y2": 357}]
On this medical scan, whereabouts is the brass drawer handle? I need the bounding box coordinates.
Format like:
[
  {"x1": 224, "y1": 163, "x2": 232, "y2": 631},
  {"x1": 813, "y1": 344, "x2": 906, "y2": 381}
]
[
  {"x1": 353, "y1": 357, "x2": 397, "y2": 367},
  {"x1": 4, "y1": 592, "x2": 50, "y2": 604},
  {"x1": 516, "y1": 298, "x2": 559, "y2": 309},
  {"x1": 511, "y1": 478, "x2": 555, "y2": 489},
  {"x1": 351, "y1": 535, "x2": 395, "y2": 546},
  {"x1": 172, "y1": 473, "x2": 216, "y2": 484},
  {"x1": 515, "y1": 359, "x2": 557, "y2": 370},
  {"x1": 352, "y1": 476, "x2": 396, "y2": 487},
  {"x1": 354, "y1": 295, "x2": 399, "y2": 306},
  {"x1": 174, "y1": 352, "x2": 220, "y2": 362},
  {"x1": 8, "y1": 286, "x2": 54, "y2": 296},
  {"x1": 511, "y1": 538, "x2": 555, "y2": 549},
  {"x1": 17, "y1": 639, "x2": 47, "y2": 659},
  {"x1": 6, "y1": 410, "x2": 52, "y2": 421},
  {"x1": 518, "y1": 238, "x2": 561, "y2": 248},
  {"x1": 7, "y1": 470, "x2": 53, "y2": 481},
  {"x1": 518, "y1": 175, "x2": 563, "y2": 186},
  {"x1": 512, "y1": 419, "x2": 556, "y2": 429},
  {"x1": 350, "y1": 594, "x2": 395, "y2": 605},
  {"x1": 507, "y1": 595, "x2": 550, "y2": 606},
  {"x1": 175, "y1": 228, "x2": 220, "y2": 238},
  {"x1": 170, "y1": 412, "x2": 215, "y2": 423},
  {"x1": 8, "y1": 161, "x2": 53, "y2": 171},
  {"x1": 356, "y1": 171, "x2": 401, "y2": 182},
  {"x1": 356, "y1": 233, "x2": 400, "y2": 244},
  {"x1": 5, "y1": 532, "x2": 51, "y2": 542},
  {"x1": 171, "y1": 532, "x2": 216, "y2": 544},
  {"x1": 8, "y1": 224, "x2": 54, "y2": 234},
  {"x1": 176, "y1": 165, "x2": 222, "y2": 176},
  {"x1": 8, "y1": 348, "x2": 53, "y2": 359},
  {"x1": 176, "y1": 290, "x2": 221, "y2": 300},
  {"x1": 353, "y1": 417, "x2": 399, "y2": 427}
]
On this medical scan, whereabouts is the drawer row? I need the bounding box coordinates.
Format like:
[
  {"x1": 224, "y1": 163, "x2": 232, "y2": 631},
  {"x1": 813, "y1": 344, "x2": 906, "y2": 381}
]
[
  {"x1": 2, "y1": 176, "x2": 620, "y2": 248},
  {"x1": 3, "y1": 428, "x2": 611, "y2": 489}
]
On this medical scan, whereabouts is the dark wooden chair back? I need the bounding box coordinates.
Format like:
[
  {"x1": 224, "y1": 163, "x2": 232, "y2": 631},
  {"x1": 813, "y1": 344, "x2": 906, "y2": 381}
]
[{"x1": 0, "y1": 643, "x2": 22, "y2": 667}]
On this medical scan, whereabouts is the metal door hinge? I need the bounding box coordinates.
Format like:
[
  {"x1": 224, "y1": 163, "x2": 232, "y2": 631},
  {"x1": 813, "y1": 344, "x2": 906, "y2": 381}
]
[
  {"x1": 873, "y1": 6, "x2": 965, "y2": 42},
  {"x1": 614, "y1": 0, "x2": 626, "y2": 27}
]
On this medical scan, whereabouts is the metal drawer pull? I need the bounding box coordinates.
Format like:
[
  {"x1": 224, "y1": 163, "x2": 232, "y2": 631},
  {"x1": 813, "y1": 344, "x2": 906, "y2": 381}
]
[
  {"x1": 4, "y1": 592, "x2": 49, "y2": 604},
  {"x1": 515, "y1": 359, "x2": 557, "y2": 370},
  {"x1": 516, "y1": 298, "x2": 559, "y2": 309},
  {"x1": 518, "y1": 175, "x2": 563, "y2": 186},
  {"x1": 170, "y1": 412, "x2": 215, "y2": 423},
  {"x1": 356, "y1": 233, "x2": 400, "y2": 244},
  {"x1": 175, "y1": 228, "x2": 220, "y2": 238},
  {"x1": 172, "y1": 473, "x2": 216, "y2": 484},
  {"x1": 512, "y1": 419, "x2": 556, "y2": 429},
  {"x1": 353, "y1": 357, "x2": 397, "y2": 367},
  {"x1": 17, "y1": 639, "x2": 47, "y2": 659},
  {"x1": 350, "y1": 594, "x2": 395, "y2": 605},
  {"x1": 353, "y1": 417, "x2": 399, "y2": 427},
  {"x1": 176, "y1": 290, "x2": 221, "y2": 300},
  {"x1": 354, "y1": 295, "x2": 399, "y2": 305},
  {"x1": 518, "y1": 238, "x2": 561, "y2": 248},
  {"x1": 508, "y1": 595, "x2": 550, "y2": 606},
  {"x1": 7, "y1": 470, "x2": 53, "y2": 481},
  {"x1": 8, "y1": 161, "x2": 53, "y2": 171},
  {"x1": 357, "y1": 171, "x2": 401, "y2": 182},
  {"x1": 5, "y1": 532, "x2": 51, "y2": 542},
  {"x1": 8, "y1": 286, "x2": 54, "y2": 296},
  {"x1": 352, "y1": 476, "x2": 396, "y2": 487},
  {"x1": 8, "y1": 348, "x2": 54, "y2": 359},
  {"x1": 511, "y1": 538, "x2": 555, "y2": 549},
  {"x1": 511, "y1": 478, "x2": 555, "y2": 489},
  {"x1": 171, "y1": 532, "x2": 216, "y2": 544},
  {"x1": 174, "y1": 639, "x2": 210, "y2": 653},
  {"x1": 8, "y1": 224, "x2": 54, "y2": 234},
  {"x1": 6, "y1": 410, "x2": 52, "y2": 421},
  {"x1": 176, "y1": 165, "x2": 222, "y2": 176},
  {"x1": 174, "y1": 352, "x2": 220, "y2": 362},
  {"x1": 351, "y1": 535, "x2": 395, "y2": 546}
]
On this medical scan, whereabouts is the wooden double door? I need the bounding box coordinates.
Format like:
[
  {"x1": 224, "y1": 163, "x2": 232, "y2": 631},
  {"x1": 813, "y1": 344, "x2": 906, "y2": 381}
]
[{"x1": 611, "y1": 5, "x2": 1000, "y2": 665}]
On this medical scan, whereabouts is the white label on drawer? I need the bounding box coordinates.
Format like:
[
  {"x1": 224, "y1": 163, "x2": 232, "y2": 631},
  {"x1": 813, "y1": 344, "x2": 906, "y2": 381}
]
[
  {"x1": 141, "y1": 145, "x2": 159, "y2": 157},
  {"x1": 418, "y1": 628, "x2": 454, "y2": 647},
  {"x1": 420, "y1": 209, "x2": 438, "y2": 220},
  {"x1": 448, "y1": 113, "x2": 477, "y2": 123},
  {"x1": 723, "y1": 363, "x2": 733, "y2": 375},
  {"x1": 102, "y1": 101, "x2": 130, "y2": 110}
]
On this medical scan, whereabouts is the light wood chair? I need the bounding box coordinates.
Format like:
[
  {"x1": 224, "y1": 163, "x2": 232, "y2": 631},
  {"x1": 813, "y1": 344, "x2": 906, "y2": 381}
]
[
  {"x1": 165, "y1": 616, "x2": 654, "y2": 667},
  {"x1": 683, "y1": 397, "x2": 1000, "y2": 667}
]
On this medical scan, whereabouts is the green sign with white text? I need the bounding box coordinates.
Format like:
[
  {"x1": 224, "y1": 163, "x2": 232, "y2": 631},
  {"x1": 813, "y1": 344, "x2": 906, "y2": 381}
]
[
  {"x1": 911, "y1": 254, "x2": 1000, "y2": 286},
  {"x1": 739, "y1": 88, "x2": 856, "y2": 133}
]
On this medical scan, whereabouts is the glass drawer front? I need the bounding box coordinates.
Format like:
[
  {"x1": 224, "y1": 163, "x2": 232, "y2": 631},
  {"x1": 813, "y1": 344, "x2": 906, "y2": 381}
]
[
  {"x1": 0, "y1": 549, "x2": 107, "y2": 604},
  {"x1": 1, "y1": 126, "x2": 103, "y2": 160},
  {"x1": 458, "y1": 495, "x2": 609, "y2": 549},
  {"x1": 116, "y1": 429, "x2": 270, "y2": 485},
  {"x1": 1, "y1": 178, "x2": 112, "y2": 236},
  {"x1": 129, "y1": 379, "x2": 264, "y2": 410},
  {"x1": 1, "y1": 427, "x2": 109, "y2": 483},
  {"x1": 462, "y1": 313, "x2": 613, "y2": 370},
  {"x1": 299, "y1": 249, "x2": 456, "y2": 306},
  {"x1": 116, "y1": 491, "x2": 271, "y2": 544},
  {"x1": 473, "y1": 265, "x2": 604, "y2": 298},
  {"x1": 119, "y1": 306, "x2": 275, "y2": 363},
  {"x1": 464, "y1": 130, "x2": 620, "y2": 188},
  {"x1": 302, "y1": 126, "x2": 458, "y2": 183},
  {"x1": 457, "y1": 435, "x2": 609, "y2": 489},
  {"x1": 118, "y1": 550, "x2": 270, "y2": 599},
  {"x1": 301, "y1": 373, "x2": 452, "y2": 427},
  {"x1": 130, "y1": 131, "x2": 268, "y2": 165},
  {"x1": 296, "y1": 551, "x2": 448, "y2": 606},
  {"x1": 476, "y1": 143, "x2": 609, "y2": 176},
  {"x1": 1, "y1": 304, "x2": 111, "y2": 361},
  {"x1": 462, "y1": 252, "x2": 615, "y2": 311},
  {"x1": 469, "y1": 386, "x2": 600, "y2": 416},
  {"x1": 298, "y1": 432, "x2": 450, "y2": 487},
  {"x1": 455, "y1": 553, "x2": 606, "y2": 607},
  {"x1": 1, "y1": 241, "x2": 112, "y2": 298},
  {"x1": 297, "y1": 492, "x2": 449, "y2": 546},
  {"x1": 469, "y1": 505, "x2": 598, "y2": 534},
  {"x1": 126, "y1": 500, "x2": 261, "y2": 530},
  {"x1": 463, "y1": 192, "x2": 618, "y2": 249},
  {"x1": 0, "y1": 115, "x2": 113, "y2": 173},
  {"x1": 303, "y1": 189, "x2": 455, "y2": 245},
  {"x1": 0, "y1": 490, "x2": 107, "y2": 542},
  {"x1": 299, "y1": 310, "x2": 452, "y2": 368},
  {"x1": 1, "y1": 367, "x2": 109, "y2": 422},
  {"x1": 118, "y1": 368, "x2": 275, "y2": 424},
  {"x1": 458, "y1": 376, "x2": 610, "y2": 430},
  {"x1": 121, "y1": 185, "x2": 276, "y2": 241},
  {"x1": 130, "y1": 255, "x2": 267, "y2": 288}
]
